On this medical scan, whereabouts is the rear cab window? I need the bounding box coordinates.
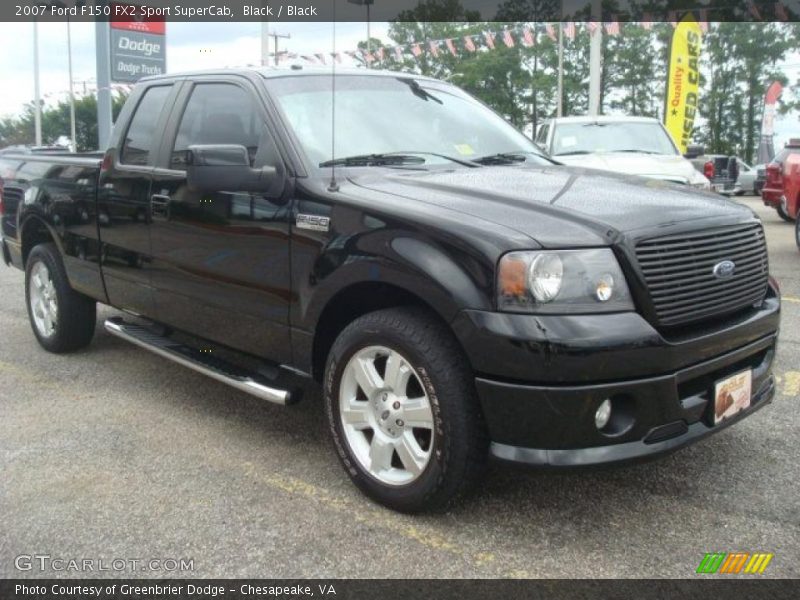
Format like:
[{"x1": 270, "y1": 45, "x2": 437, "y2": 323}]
[{"x1": 120, "y1": 85, "x2": 172, "y2": 166}]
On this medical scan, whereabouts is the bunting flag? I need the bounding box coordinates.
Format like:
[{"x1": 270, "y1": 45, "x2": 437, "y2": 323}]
[
  {"x1": 363, "y1": 51, "x2": 374, "y2": 64},
  {"x1": 464, "y1": 35, "x2": 476, "y2": 52},
  {"x1": 604, "y1": 21, "x2": 620, "y2": 36},
  {"x1": 522, "y1": 27, "x2": 535, "y2": 47},
  {"x1": 586, "y1": 21, "x2": 598, "y2": 34},
  {"x1": 563, "y1": 22, "x2": 575, "y2": 40},
  {"x1": 776, "y1": 1, "x2": 789, "y2": 20},
  {"x1": 748, "y1": 0, "x2": 762, "y2": 19},
  {"x1": 394, "y1": 46, "x2": 403, "y2": 61},
  {"x1": 484, "y1": 31, "x2": 496, "y2": 49},
  {"x1": 375, "y1": 47, "x2": 385, "y2": 61},
  {"x1": 445, "y1": 38, "x2": 457, "y2": 56},
  {"x1": 314, "y1": 52, "x2": 326, "y2": 65},
  {"x1": 503, "y1": 29, "x2": 515, "y2": 47},
  {"x1": 545, "y1": 23, "x2": 557, "y2": 42},
  {"x1": 411, "y1": 43, "x2": 422, "y2": 57},
  {"x1": 640, "y1": 14, "x2": 652, "y2": 30},
  {"x1": 428, "y1": 40, "x2": 439, "y2": 57}
]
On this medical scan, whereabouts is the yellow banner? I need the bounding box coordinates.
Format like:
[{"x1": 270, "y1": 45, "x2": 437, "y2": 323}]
[{"x1": 664, "y1": 15, "x2": 703, "y2": 154}]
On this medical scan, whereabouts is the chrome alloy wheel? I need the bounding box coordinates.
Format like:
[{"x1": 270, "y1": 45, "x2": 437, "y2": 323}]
[
  {"x1": 29, "y1": 261, "x2": 58, "y2": 338},
  {"x1": 339, "y1": 346, "x2": 435, "y2": 486}
]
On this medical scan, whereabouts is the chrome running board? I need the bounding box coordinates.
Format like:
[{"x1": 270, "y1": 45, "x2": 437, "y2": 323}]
[{"x1": 104, "y1": 318, "x2": 291, "y2": 405}]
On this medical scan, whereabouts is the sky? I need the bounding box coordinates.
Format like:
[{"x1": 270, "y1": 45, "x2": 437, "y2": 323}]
[{"x1": 1, "y1": 19, "x2": 799, "y2": 158}]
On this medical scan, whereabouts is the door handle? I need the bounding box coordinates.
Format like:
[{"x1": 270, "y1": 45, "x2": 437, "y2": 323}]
[{"x1": 151, "y1": 194, "x2": 171, "y2": 217}]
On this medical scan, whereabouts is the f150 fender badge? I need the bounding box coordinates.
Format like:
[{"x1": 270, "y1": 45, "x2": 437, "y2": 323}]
[
  {"x1": 296, "y1": 214, "x2": 330, "y2": 232},
  {"x1": 713, "y1": 260, "x2": 736, "y2": 279}
]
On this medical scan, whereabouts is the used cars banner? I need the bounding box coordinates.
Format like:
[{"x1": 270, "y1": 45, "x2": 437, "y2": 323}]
[{"x1": 664, "y1": 14, "x2": 703, "y2": 155}]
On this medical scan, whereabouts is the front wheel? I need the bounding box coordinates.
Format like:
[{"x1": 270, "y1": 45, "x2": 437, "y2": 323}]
[
  {"x1": 324, "y1": 307, "x2": 488, "y2": 513},
  {"x1": 25, "y1": 243, "x2": 96, "y2": 353}
]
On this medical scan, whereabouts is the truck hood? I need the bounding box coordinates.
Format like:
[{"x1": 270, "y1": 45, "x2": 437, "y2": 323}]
[
  {"x1": 555, "y1": 152, "x2": 709, "y2": 186},
  {"x1": 349, "y1": 165, "x2": 753, "y2": 248}
]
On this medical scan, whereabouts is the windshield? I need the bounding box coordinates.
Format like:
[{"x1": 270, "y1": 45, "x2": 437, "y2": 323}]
[
  {"x1": 265, "y1": 74, "x2": 550, "y2": 167},
  {"x1": 551, "y1": 121, "x2": 679, "y2": 156}
]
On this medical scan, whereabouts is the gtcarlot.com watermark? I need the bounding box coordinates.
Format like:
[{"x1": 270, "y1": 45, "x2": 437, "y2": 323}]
[{"x1": 14, "y1": 554, "x2": 194, "y2": 573}]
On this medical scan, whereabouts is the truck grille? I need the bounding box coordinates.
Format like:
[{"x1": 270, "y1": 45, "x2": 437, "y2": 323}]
[{"x1": 636, "y1": 223, "x2": 768, "y2": 328}]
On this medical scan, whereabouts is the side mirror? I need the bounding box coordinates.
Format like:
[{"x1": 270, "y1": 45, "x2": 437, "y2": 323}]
[
  {"x1": 684, "y1": 144, "x2": 705, "y2": 159},
  {"x1": 186, "y1": 144, "x2": 276, "y2": 193}
]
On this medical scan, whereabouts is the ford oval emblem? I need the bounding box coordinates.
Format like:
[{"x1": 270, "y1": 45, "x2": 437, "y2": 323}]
[{"x1": 713, "y1": 260, "x2": 736, "y2": 279}]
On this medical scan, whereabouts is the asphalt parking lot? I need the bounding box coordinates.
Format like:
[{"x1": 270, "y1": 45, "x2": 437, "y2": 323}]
[{"x1": 1, "y1": 195, "x2": 798, "y2": 579}]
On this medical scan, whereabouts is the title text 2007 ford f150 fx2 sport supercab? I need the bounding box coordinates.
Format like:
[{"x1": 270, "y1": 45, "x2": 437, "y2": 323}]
[{"x1": 0, "y1": 69, "x2": 781, "y2": 512}]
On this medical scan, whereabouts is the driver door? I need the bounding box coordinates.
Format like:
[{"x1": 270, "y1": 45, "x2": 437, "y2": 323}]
[{"x1": 148, "y1": 78, "x2": 293, "y2": 363}]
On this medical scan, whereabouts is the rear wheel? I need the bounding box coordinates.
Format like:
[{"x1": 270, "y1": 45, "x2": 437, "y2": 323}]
[
  {"x1": 777, "y1": 196, "x2": 795, "y2": 222},
  {"x1": 324, "y1": 307, "x2": 488, "y2": 513},
  {"x1": 25, "y1": 243, "x2": 96, "y2": 353},
  {"x1": 795, "y1": 216, "x2": 800, "y2": 251}
]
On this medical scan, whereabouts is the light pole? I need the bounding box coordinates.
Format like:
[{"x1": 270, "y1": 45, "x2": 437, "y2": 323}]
[
  {"x1": 33, "y1": 21, "x2": 42, "y2": 146},
  {"x1": 347, "y1": 0, "x2": 375, "y2": 66}
]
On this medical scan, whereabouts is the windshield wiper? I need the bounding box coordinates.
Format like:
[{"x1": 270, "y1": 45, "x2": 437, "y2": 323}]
[
  {"x1": 319, "y1": 153, "x2": 426, "y2": 168},
  {"x1": 472, "y1": 151, "x2": 548, "y2": 165},
  {"x1": 319, "y1": 151, "x2": 479, "y2": 169},
  {"x1": 554, "y1": 150, "x2": 592, "y2": 156},
  {"x1": 612, "y1": 149, "x2": 661, "y2": 154}
]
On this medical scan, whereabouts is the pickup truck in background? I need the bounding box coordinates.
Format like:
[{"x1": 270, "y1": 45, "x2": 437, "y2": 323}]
[
  {"x1": 762, "y1": 140, "x2": 800, "y2": 231},
  {"x1": 534, "y1": 115, "x2": 711, "y2": 189},
  {"x1": 685, "y1": 148, "x2": 740, "y2": 196},
  {"x1": 0, "y1": 68, "x2": 781, "y2": 512}
]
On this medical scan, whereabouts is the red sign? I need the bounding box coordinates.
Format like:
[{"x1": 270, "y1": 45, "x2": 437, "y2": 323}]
[{"x1": 110, "y1": 3, "x2": 166, "y2": 36}]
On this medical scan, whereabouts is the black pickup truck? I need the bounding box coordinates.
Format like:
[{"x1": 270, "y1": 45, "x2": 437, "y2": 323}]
[{"x1": 0, "y1": 69, "x2": 780, "y2": 512}]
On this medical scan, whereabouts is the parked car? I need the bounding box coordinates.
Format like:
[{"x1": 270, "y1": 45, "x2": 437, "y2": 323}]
[
  {"x1": 534, "y1": 116, "x2": 710, "y2": 189},
  {"x1": 762, "y1": 140, "x2": 800, "y2": 223},
  {"x1": 1, "y1": 68, "x2": 780, "y2": 512},
  {"x1": 686, "y1": 149, "x2": 740, "y2": 195},
  {"x1": 755, "y1": 164, "x2": 767, "y2": 195},
  {"x1": 735, "y1": 160, "x2": 761, "y2": 195}
]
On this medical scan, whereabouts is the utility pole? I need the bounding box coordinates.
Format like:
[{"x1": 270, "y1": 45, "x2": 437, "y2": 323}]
[
  {"x1": 95, "y1": 0, "x2": 113, "y2": 150},
  {"x1": 33, "y1": 21, "x2": 42, "y2": 146},
  {"x1": 588, "y1": 0, "x2": 602, "y2": 116},
  {"x1": 557, "y1": 24, "x2": 563, "y2": 117},
  {"x1": 268, "y1": 32, "x2": 290, "y2": 66},
  {"x1": 67, "y1": 18, "x2": 77, "y2": 151},
  {"x1": 260, "y1": 0, "x2": 270, "y2": 66}
]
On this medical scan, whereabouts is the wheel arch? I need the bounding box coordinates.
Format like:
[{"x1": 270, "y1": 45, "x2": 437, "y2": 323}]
[
  {"x1": 20, "y1": 215, "x2": 62, "y2": 266},
  {"x1": 309, "y1": 281, "x2": 468, "y2": 383}
]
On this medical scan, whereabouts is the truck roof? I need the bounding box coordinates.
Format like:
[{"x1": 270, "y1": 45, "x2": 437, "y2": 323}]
[{"x1": 140, "y1": 66, "x2": 440, "y2": 84}]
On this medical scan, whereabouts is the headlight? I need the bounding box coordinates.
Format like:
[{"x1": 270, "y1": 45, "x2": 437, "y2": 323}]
[{"x1": 497, "y1": 249, "x2": 634, "y2": 313}]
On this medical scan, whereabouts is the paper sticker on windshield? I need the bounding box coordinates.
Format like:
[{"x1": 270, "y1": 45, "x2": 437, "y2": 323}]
[
  {"x1": 454, "y1": 143, "x2": 475, "y2": 156},
  {"x1": 559, "y1": 136, "x2": 577, "y2": 148}
]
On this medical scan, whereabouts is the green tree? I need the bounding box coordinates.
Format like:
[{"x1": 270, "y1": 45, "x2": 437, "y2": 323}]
[{"x1": 0, "y1": 91, "x2": 128, "y2": 151}]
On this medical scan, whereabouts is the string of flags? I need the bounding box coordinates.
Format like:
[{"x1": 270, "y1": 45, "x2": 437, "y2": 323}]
[{"x1": 272, "y1": 1, "x2": 792, "y2": 66}]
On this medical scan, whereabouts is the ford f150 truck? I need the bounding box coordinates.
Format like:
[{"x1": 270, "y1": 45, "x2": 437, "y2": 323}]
[{"x1": 0, "y1": 69, "x2": 781, "y2": 512}]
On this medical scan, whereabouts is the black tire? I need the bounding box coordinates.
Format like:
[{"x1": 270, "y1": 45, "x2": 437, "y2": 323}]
[
  {"x1": 777, "y1": 198, "x2": 794, "y2": 222},
  {"x1": 25, "y1": 243, "x2": 96, "y2": 353},
  {"x1": 795, "y1": 216, "x2": 800, "y2": 252},
  {"x1": 324, "y1": 307, "x2": 488, "y2": 513}
]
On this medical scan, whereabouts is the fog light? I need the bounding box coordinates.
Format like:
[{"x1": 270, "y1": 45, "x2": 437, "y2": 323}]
[{"x1": 595, "y1": 399, "x2": 612, "y2": 429}]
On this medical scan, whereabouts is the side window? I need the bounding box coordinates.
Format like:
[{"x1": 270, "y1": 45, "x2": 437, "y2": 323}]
[
  {"x1": 170, "y1": 83, "x2": 262, "y2": 170},
  {"x1": 536, "y1": 124, "x2": 549, "y2": 145},
  {"x1": 121, "y1": 85, "x2": 171, "y2": 166}
]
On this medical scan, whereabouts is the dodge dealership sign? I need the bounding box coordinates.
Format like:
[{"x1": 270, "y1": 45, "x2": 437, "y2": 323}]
[{"x1": 110, "y1": 2, "x2": 166, "y2": 83}]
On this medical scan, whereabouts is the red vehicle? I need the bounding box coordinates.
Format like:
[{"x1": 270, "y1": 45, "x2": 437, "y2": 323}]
[{"x1": 762, "y1": 139, "x2": 800, "y2": 225}]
